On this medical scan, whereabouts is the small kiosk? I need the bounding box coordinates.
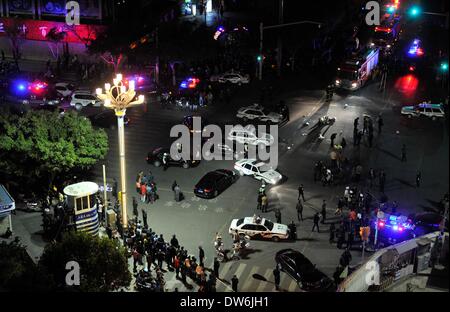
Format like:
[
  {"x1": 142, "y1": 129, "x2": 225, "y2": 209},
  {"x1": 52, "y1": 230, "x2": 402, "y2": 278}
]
[{"x1": 63, "y1": 182, "x2": 100, "y2": 236}]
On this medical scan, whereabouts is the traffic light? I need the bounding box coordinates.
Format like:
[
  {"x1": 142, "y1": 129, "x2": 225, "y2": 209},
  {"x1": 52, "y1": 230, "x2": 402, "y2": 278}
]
[{"x1": 408, "y1": 5, "x2": 421, "y2": 17}]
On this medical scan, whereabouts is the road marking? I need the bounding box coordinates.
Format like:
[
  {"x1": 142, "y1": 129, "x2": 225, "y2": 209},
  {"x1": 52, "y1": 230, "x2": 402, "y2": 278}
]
[
  {"x1": 191, "y1": 196, "x2": 200, "y2": 202},
  {"x1": 165, "y1": 201, "x2": 174, "y2": 207},
  {"x1": 255, "y1": 269, "x2": 272, "y2": 292},
  {"x1": 241, "y1": 266, "x2": 259, "y2": 290},
  {"x1": 215, "y1": 207, "x2": 224, "y2": 213},
  {"x1": 198, "y1": 204, "x2": 208, "y2": 211},
  {"x1": 180, "y1": 202, "x2": 191, "y2": 209},
  {"x1": 234, "y1": 262, "x2": 247, "y2": 279}
]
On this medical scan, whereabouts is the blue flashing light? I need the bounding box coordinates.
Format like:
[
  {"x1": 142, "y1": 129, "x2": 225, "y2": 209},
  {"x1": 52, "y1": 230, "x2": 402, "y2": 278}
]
[
  {"x1": 409, "y1": 6, "x2": 421, "y2": 17},
  {"x1": 387, "y1": 6, "x2": 395, "y2": 13}
]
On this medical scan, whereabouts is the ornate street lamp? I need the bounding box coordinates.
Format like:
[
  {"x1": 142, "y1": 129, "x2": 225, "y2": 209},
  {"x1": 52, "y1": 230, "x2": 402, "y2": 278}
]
[{"x1": 96, "y1": 74, "x2": 144, "y2": 229}]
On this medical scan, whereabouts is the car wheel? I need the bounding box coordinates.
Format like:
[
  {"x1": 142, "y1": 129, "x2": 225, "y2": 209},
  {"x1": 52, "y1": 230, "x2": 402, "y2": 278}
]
[
  {"x1": 239, "y1": 233, "x2": 246, "y2": 240},
  {"x1": 153, "y1": 160, "x2": 161, "y2": 167},
  {"x1": 271, "y1": 236, "x2": 280, "y2": 242},
  {"x1": 182, "y1": 162, "x2": 190, "y2": 169},
  {"x1": 75, "y1": 103, "x2": 82, "y2": 111}
]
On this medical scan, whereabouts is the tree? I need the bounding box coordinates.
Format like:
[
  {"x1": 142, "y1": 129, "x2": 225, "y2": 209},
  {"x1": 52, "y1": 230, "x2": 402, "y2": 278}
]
[
  {"x1": 0, "y1": 239, "x2": 53, "y2": 291},
  {"x1": 39, "y1": 232, "x2": 131, "y2": 291},
  {"x1": 45, "y1": 27, "x2": 67, "y2": 60},
  {"x1": 0, "y1": 109, "x2": 108, "y2": 195},
  {"x1": 3, "y1": 17, "x2": 28, "y2": 70}
]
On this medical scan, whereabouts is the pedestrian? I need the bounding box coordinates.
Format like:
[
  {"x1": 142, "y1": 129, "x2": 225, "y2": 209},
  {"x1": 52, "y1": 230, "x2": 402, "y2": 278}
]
[
  {"x1": 354, "y1": 117, "x2": 359, "y2": 129},
  {"x1": 312, "y1": 213, "x2": 320, "y2": 232},
  {"x1": 214, "y1": 257, "x2": 220, "y2": 279},
  {"x1": 174, "y1": 183, "x2": 182, "y2": 202},
  {"x1": 275, "y1": 209, "x2": 282, "y2": 223},
  {"x1": 329, "y1": 223, "x2": 336, "y2": 243},
  {"x1": 341, "y1": 137, "x2": 347, "y2": 149},
  {"x1": 357, "y1": 130, "x2": 363, "y2": 146},
  {"x1": 142, "y1": 209, "x2": 148, "y2": 228},
  {"x1": 298, "y1": 184, "x2": 305, "y2": 201},
  {"x1": 112, "y1": 178, "x2": 118, "y2": 199},
  {"x1": 377, "y1": 116, "x2": 383, "y2": 133},
  {"x1": 363, "y1": 117, "x2": 369, "y2": 134},
  {"x1": 231, "y1": 275, "x2": 239, "y2": 292},
  {"x1": 170, "y1": 234, "x2": 179, "y2": 248},
  {"x1": 416, "y1": 171, "x2": 421, "y2": 188},
  {"x1": 173, "y1": 255, "x2": 180, "y2": 278},
  {"x1": 199, "y1": 246, "x2": 205, "y2": 267},
  {"x1": 273, "y1": 266, "x2": 281, "y2": 290},
  {"x1": 261, "y1": 194, "x2": 268, "y2": 213},
  {"x1": 330, "y1": 133, "x2": 337, "y2": 148},
  {"x1": 401, "y1": 144, "x2": 407, "y2": 162},
  {"x1": 257, "y1": 193, "x2": 262, "y2": 210},
  {"x1": 296, "y1": 199, "x2": 304, "y2": 221},
  {"x1": 288, "y1": 221, "x2": 297, "y2": 240},
  {"x1": 140, "y1": 183, "x2": 147, "y2": 203},
  {"x1": 321, "y1": 200, "x2": 327, "y2": 224},
  {"x1": 132, "y1": 197, "x2": 139, "y2": 219}
]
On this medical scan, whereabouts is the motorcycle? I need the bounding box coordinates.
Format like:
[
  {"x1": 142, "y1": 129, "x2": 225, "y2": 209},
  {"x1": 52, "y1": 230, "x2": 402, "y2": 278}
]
[{"x1": 231, "y1": 235, "x2": 250, "y2": 261}]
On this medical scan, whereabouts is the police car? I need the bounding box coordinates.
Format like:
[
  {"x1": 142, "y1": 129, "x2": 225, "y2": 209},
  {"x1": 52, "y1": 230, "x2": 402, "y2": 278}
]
[
  {"x1": 229, "y1": 216, "x2": 289, "y2": 242},
  {"x1": 227, "y1": 125, "x2": 274, "y2": 147},
  {"x1": 236, "y1": 104, "x2": 284, "y2": 124},
  {"x1": 401, "y1": 103, "x2": 445, "y2": 120},
  {"x1": 234, "y1": 159, "x2": 282, "y2": 184}
]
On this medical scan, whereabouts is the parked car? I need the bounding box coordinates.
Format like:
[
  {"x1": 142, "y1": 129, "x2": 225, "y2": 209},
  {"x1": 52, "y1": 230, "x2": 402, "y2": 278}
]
[
  {"x1": 194, "y1": 169, "x2": 238, "y2": 198},
  {"x1": 401, "y1": 103, "x2": 445, "y2": 120},
  {"x1": 234, "y1": 159, "x2": 282, "y2": 184},
  {"x1": 213, "y1": 72, "x2": 250, "y2": 85},
  {"x1": 229, "y1": 217, "x2": 289, "y2": 241},
  {"x1": 146, "y1": 147, "x2": 200, "y2": 169},
  {"x1": 54, "y1": 82, "x2": 76, "y2": 98},
  {"x1": 70, "y1": 91, "x2": 103, "y2": 110},
  {"x1": 227, "y1": 125, "x2": 274, "y2": 147},
  {"x1": 236, "y1": 104, "x2": 283, "y2": 124},
  {"x1": 275, "y1": 249, "x2": 335, "y2": 292}
]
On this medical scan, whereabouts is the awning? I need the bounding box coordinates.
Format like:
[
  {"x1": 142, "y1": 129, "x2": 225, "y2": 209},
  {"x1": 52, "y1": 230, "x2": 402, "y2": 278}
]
[{"x1": 0, "y1": 184, "x2": 15, "y2": 215}]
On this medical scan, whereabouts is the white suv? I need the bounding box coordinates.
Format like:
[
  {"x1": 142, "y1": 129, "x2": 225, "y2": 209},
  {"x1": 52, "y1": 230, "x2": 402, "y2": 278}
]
[{"x1": 70, "y1": 91, "x2": 103, "y2": 110}]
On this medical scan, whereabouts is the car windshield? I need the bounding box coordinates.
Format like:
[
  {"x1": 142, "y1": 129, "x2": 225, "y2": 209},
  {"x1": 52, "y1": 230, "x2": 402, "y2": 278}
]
[
  {"x1": 264, "y1": 220, "x2": 274, "y2": 230},
  {"x1": 338, "y1": 70, "x2": 357, "y2": 80},
  {"x1": 236, "y1": 218, "x2": 244, "y2": 226}
]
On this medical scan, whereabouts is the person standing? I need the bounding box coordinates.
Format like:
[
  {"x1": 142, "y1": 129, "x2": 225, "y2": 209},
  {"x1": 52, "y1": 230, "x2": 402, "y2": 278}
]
[
  {"x1": 273, "y1": 266, "x2": 281, "y2": 291},
  {"x1": 199, "y1": 246, "x2": 205, "y2": 267},
  {"x1": 231, "y1": 275, "x2": 239, "y2": 292},
  {"x1": 312, "y1": 213, "x2": 320, "y2": 232},
  {"x1": 275, "y1": 209, "x2": 282, "y2": 223},
  {"x1": 354, "y1": 117, "x2": 359, "y2": 129},
  {"x1": 341, "y1": 137, "x2": 347, "y2": 149},
  {"x1": 261, "y1": 194, "x2": 268, "y2": 213},
  {"x1": 321, "y1": 200, "x2": 327, "y2": 224},
  {"x1": 298, "y1": 184, "x2": 306, "y2": 201},
  {"x1": 330, "y1": 133, "x2": 337, "y2": 148},
  {"x1": 140, "y1": 183, "x2": 147, "y2": 203},
  {"x1": 296, "y1": 199, "x2": 304, "y2": 221},
  {"x1": 401, "y1": 144, "x2": 407, "y2": 162},
  {"x1": 416, "y1": 171, "x2": 421, "y2": 188},
  {"x1": 288, "y1": 221, "x2": 297, "y2": 240},
  {"x1": 213, "y1": 257, "x2": 220, "y2": 279},
  {"x1": 112, "y1": 178, "x2": 118, "y2": 199},
  {"x1": 142, "y1": 209, "x2": 148, "y2": 228},
  {"x1": 174, "y1": 183, "x2": 182, "y2": 202},
  {"x1": 377, "y1": 115, "x2": 383, "y2": 134},
  {"x1": 132, "y1": 197, "x2": 139, "y2": 219}
]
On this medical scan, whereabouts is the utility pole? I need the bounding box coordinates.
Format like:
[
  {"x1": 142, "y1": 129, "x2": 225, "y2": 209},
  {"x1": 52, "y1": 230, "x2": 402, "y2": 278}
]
[
  {"x1": 277, "y1": 0, "x2": 284, "y2": 77},
  {"x1": 259, "y1": 22, "x2": 263, "y2": 81},
  {"x1": 155, "y1": 27, "x2": 159, "y2": 86},
  {"x1": 102, "y1": 164, "x2": 108, "y2": 227}
]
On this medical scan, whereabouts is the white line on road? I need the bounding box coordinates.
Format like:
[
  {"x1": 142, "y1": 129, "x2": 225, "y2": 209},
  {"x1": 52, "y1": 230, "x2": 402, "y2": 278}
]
[
  {"x1": 255, "y1": 269, "x2": 273, "y2": 292},
  {"x1": 241, "y1": 266, "x2": 259, "y2": 291}
]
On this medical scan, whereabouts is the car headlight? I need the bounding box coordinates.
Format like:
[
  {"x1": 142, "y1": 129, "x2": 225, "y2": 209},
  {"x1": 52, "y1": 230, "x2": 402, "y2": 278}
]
[
  {"x1": 335, "y1": 80, "x2": 340, "y2": 85},
  {"x1": 351, "y1": 82, "x2": 358, "y2": 88},
  {"x1": 386, "y1": 44, "x2": 391, "y2": 49},
  {"x1": 370, "y1": 42, "x2": 375, "y2": 47}
]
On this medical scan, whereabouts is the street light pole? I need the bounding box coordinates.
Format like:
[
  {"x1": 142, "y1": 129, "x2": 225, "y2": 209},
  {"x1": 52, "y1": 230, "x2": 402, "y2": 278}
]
[
  {"x1": 102, "y1": 164, "x2": 108, "y2": 226},
  {"x1": 259, "y1": 22, "x2": 263, "y2": 81},
  {"x1": 96, "y1": 75, "x2": 145, "y2": 229},
  {"x1": 277, "y1": 0, "x2": 284, "y2": 77}
]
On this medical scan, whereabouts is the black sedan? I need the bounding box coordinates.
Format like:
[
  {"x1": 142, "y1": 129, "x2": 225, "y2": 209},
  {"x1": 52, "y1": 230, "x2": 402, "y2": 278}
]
[
  {"x1": 146, "y1": 147, "x2": 200, "y2": 169},
  {"x1": 275, "y1": 249, "x2": 335, "y2": 292},
  {"x1": 194, "y1": 169, "x2": 238, "y2": 199}
]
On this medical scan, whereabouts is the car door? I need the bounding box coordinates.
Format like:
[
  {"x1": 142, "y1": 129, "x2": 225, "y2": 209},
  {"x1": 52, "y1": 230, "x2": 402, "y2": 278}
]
[
  {"x1": 241, "y1": 224, "x2": 256, "y2": 236},
  {"x1": 256, "y1": 225, "x2": 270, "y2": 238},
  {"x1": 250, "y1": 165, "x2": 260, "y2": 178},
  {"x1": 242, "y1": 163, "x2": 253, "y2": 175},
  {"x1": 424, "y1": 107, "x2": 432, "y2": 117}
]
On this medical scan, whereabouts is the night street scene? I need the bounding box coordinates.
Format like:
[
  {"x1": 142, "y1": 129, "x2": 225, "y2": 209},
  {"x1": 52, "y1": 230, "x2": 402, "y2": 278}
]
[{"x1": 0, "y1": 0, "x2": 449, "y2": 298}]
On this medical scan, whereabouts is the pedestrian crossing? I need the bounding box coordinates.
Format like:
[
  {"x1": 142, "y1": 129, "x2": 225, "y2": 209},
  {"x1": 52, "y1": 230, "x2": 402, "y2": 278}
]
[{"x1": 213, "y1": 261, "x2": 300, "y2": 292}]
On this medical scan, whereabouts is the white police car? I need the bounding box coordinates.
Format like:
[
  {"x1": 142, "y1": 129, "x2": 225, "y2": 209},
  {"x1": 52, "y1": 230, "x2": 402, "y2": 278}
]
[
  {"x1": 401, "y1": 103, "x2": 445, "y2": 120},
  {"x1": 236, "y1": 104, "x2": 283, "y2": 124},
  {"x1": 234, "y1": 159, "x2": 282, "y2": 184},
  {"x1": 227, "y1": 125, "x2": 274, "y2": 147},
  {"x1": 229, "y1": 216, "x2": 289, "y2": 242}
]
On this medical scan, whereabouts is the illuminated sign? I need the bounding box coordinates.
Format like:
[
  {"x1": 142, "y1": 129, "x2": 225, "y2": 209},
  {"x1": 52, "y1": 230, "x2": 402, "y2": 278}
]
[{"x1": 0, "y1": 17, "x2": 105, "y2": 44}]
